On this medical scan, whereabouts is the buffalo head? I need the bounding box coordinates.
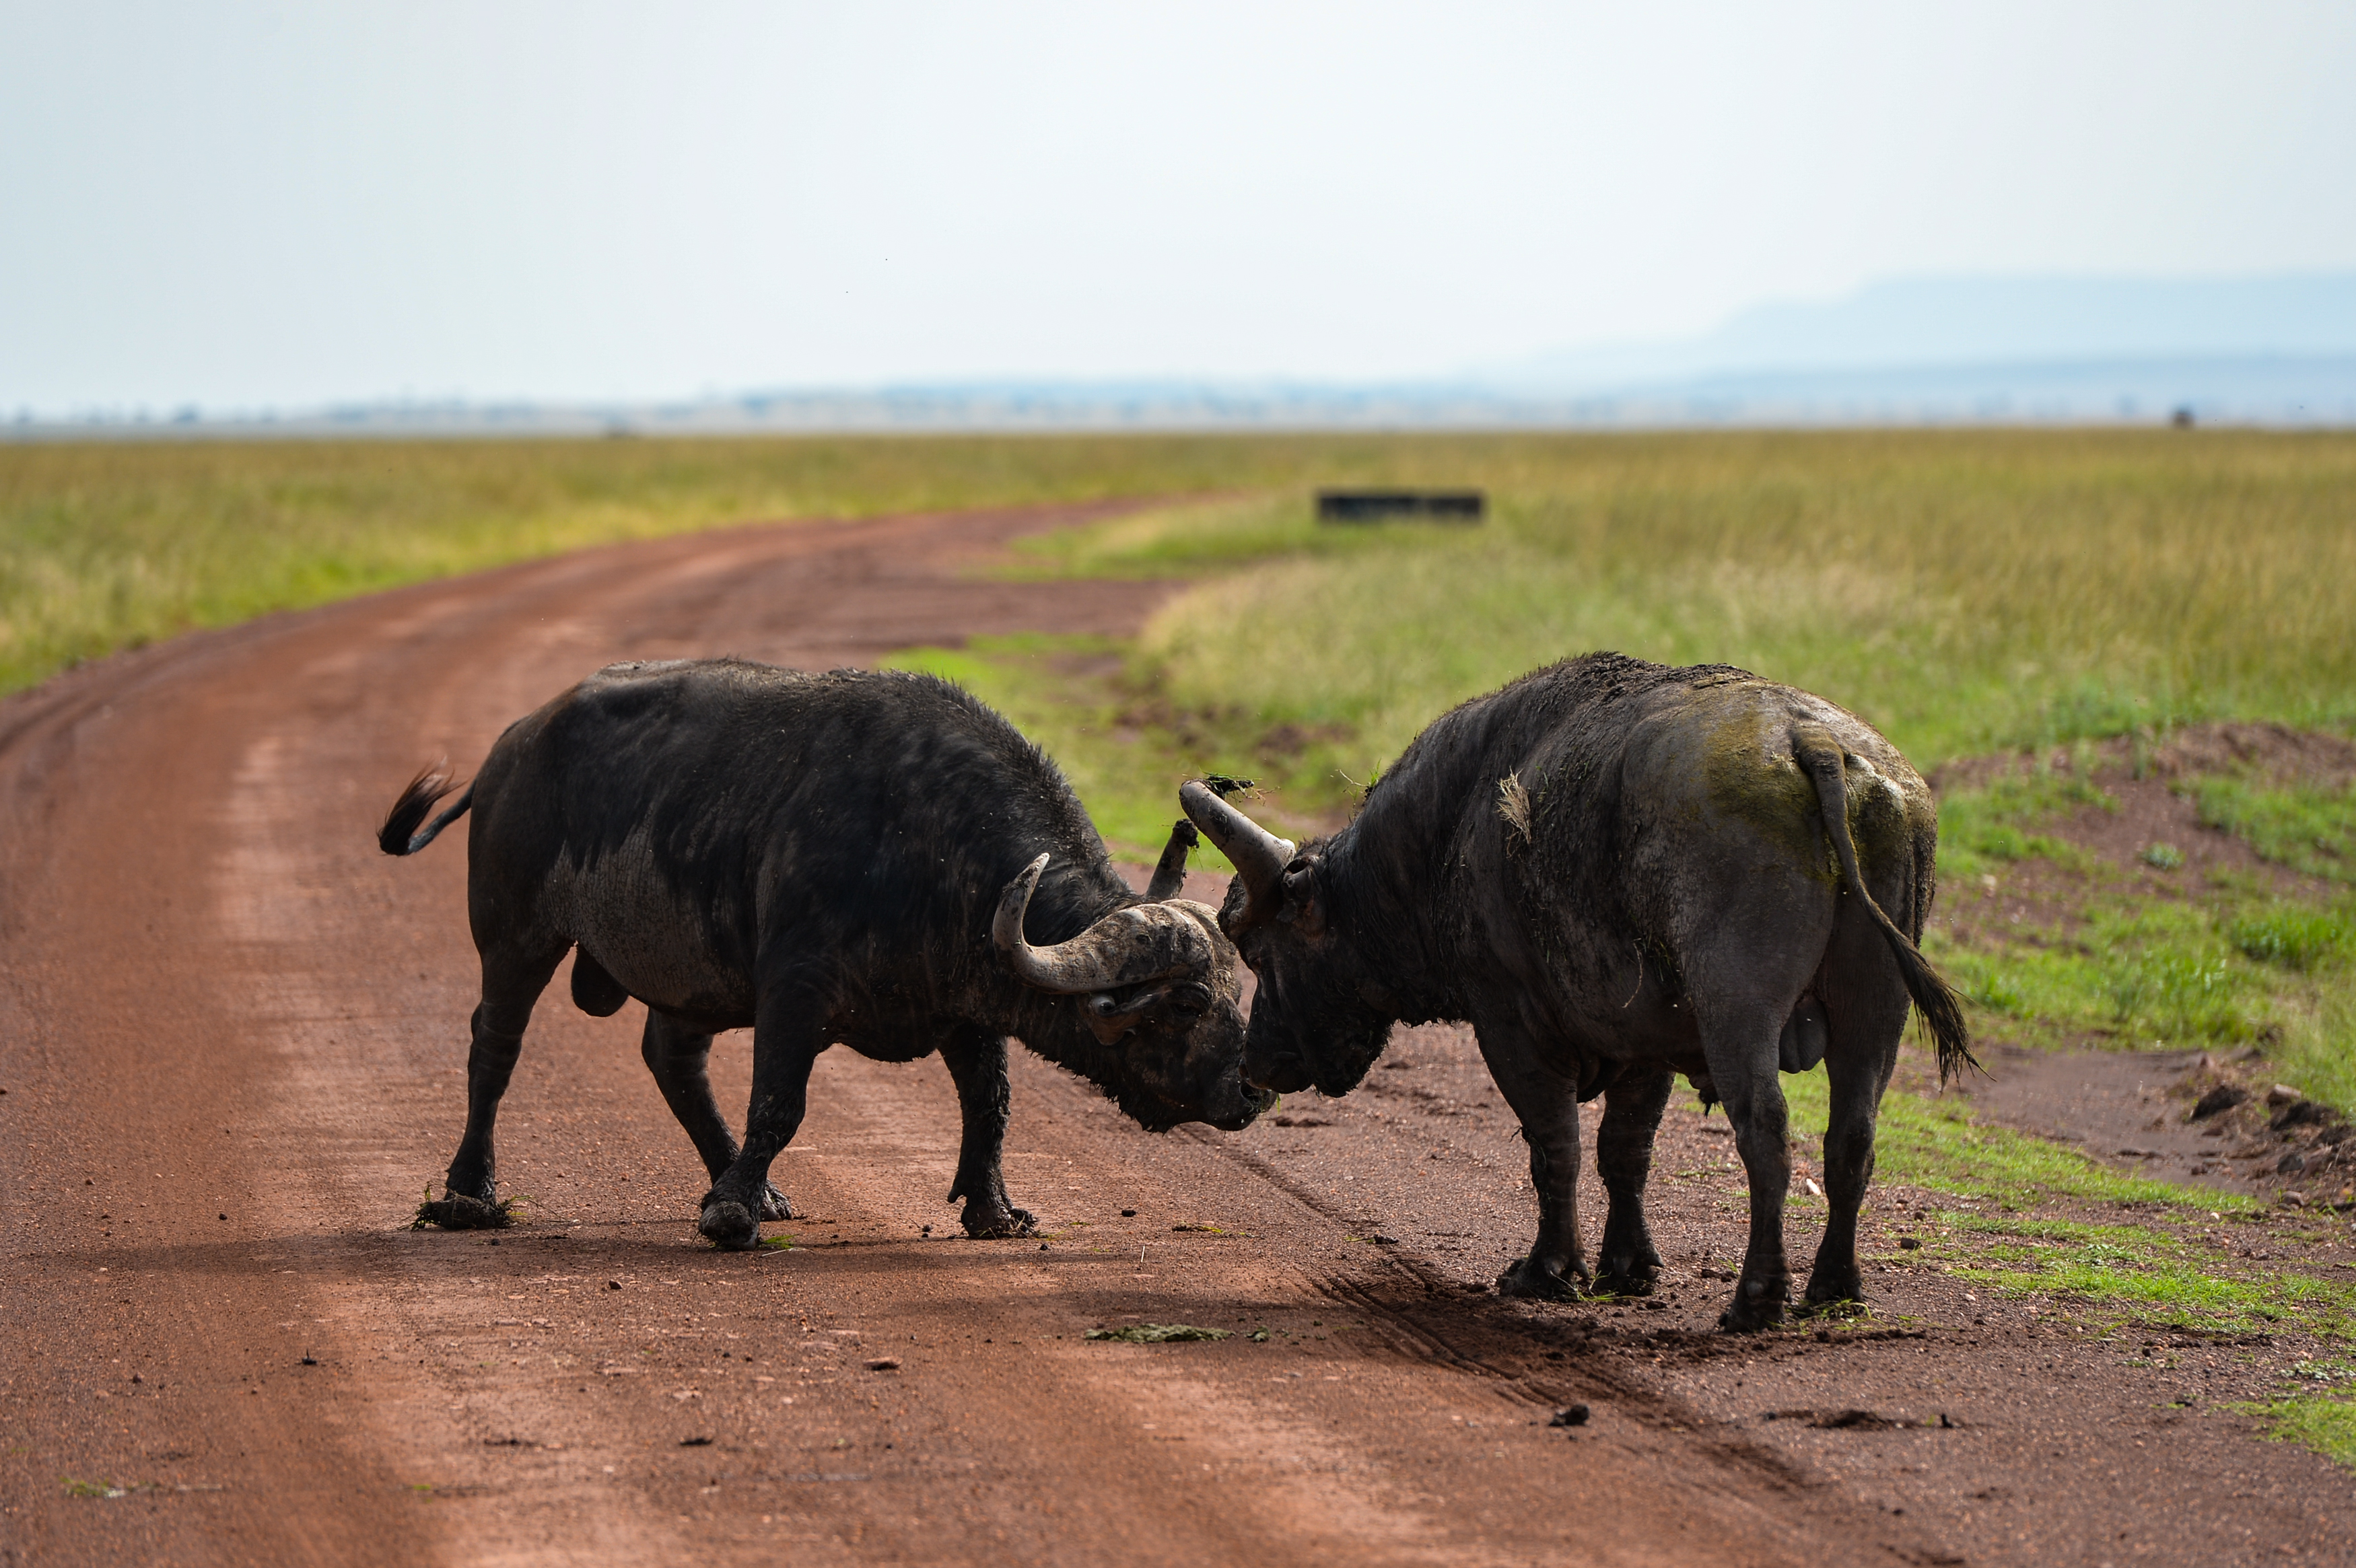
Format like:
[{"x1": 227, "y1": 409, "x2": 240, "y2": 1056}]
[
  {"x1": 1178, "y1": 781, "x2": 1393, "y2": 1098},
  {"x1": 995, "y1": 854, "x2": 1270, "y2": 1133}
]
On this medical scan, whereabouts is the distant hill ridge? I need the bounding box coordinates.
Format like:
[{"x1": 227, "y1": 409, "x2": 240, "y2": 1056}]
[
  {"x1": 13, "y1": 275, "x2": 2356, "y2": 435},
  {"x1": 1498, "y1": 273, "x2": 2356, "y2": 389}
]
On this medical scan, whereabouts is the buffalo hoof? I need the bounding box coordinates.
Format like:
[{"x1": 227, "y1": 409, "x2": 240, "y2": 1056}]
[
  {"x1": 1595, "y1": 1238, "x2": 1662, "y2": 1296},
  {"x1": 1496, "y1": 1256, "x2": 1585, "y2": 1301},
  {"x1": 1717, "y1": 1281, "x2": 1788, "y2": 1334},
  {"x1": 1802, "y1": 1275, "x2": 1864, "y2": 1312},
  {"x1": 961, "y1": 1205, "x2": 1038, "y2": 1240},
  {"x1": 414, "y1": 1192, "x2": 513, "y2": 1231},
  {"x1": 698, "y1": 1199, "x2": 761, "y2": 1251},
  {"x1": 759, "y1": 1182, "x2": 794, "y2": 1223}
]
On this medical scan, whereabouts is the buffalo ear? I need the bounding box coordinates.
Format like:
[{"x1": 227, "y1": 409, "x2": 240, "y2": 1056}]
[{"x1": 1276, "y1": 859, "x2": 1326, "y2": 939}]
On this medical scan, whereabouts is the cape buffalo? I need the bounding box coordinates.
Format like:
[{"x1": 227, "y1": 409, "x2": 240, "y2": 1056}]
[
  {"x1": 378, "y1": 658, "x2": 1268, "y2": 1251},
  {"x1": 1180, "y1": 652, "x2": 1970, "y2": 1330}
]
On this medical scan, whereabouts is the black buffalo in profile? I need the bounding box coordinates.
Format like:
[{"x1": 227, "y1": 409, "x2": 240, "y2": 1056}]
[
  {"x1": 379, "y1": 658, "x2": 1268, "y2": 1250},
  {"x1": 1181, "y1": 653, "x2": 1970, "y2": 1330}
]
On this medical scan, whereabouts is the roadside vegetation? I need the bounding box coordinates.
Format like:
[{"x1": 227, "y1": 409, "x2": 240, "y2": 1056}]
[{"x1": 0, "y1": 432, "x2": 1383, "y2": 698}]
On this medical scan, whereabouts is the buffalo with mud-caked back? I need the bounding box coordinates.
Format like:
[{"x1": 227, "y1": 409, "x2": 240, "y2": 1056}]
[
  {"x1": 1181, "y1": 652, "x2": 1972, "y2": 1330},
  {"x1": 379, "y1": 658, "x2": 1269, "y2": 1250}
]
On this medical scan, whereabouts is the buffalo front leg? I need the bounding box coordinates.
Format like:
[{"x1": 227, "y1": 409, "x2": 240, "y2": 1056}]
[
  {"x1": 940, "y1": 1026, "x2": 1036, "y2": 1238},
  {"x1": 642, "y1": 1010, "x2": 790, "y2": 1221},
  {"x1": 1475, "y1": 1022, "x2": 1589, "y2": 1299},
  {"x1": 697, "y1": 988, "x2": 825, "y2": 1252},
  {"x1": 1698, "y1": 1003, "x2": 1794, "y2": 1332},
  {"x1": 430, "y1": 945, "x2": 563, "y2": 1230},
  {"x1": 1594, "y1": 1063, "x2": 1674, "y2": 1295}
]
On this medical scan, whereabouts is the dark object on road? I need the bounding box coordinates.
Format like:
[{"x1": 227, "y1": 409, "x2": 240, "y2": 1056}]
[
  {"x1": 1550, "y1": 1404, "x2": 1591, "y2": 1427},
  {"x1": 1315, "y1": 490, "x2": 1485, "y2": 524},
  {"x1": 379, "y1": 660, "x2": 1268, "y2": 1252},
  {"x1": 1084, "y1": 1323, "x2": 1232, "y2": 1343},
  {"x1": 2191, "y1": 1083, "x2": 2248, "y2": 1119},
  {"x1": 1183, "y1": 652, "x2": 1971, "y2": 1333}
]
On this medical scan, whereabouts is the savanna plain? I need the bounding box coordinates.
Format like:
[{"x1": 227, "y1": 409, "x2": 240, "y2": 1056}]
[{"x1": 5, "y1": 429, "x2": 2356, "y2": 1562}]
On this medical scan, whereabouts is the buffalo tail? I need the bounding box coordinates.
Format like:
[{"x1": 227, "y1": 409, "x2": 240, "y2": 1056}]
[
  {"x1": 378, "y1": 763, "x2": 475, "y2": 856},
  {"x1": 1793, "y1": 733, "x2": 1977, "y2": 1083}
]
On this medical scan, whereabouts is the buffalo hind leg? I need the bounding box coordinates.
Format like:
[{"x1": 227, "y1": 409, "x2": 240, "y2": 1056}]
[
  {"x1": 643, "y1": 1010, "x2": 790, "y2": 1223},
  {"x1": 1594, "y1": 1064, "x2": 1674, "y2": 1295},
  {"x1": 430, "y1": 941, "x2": 566, "y2": 1230},
  {"x1": 1804, "y1": 923, "x2": 1913, "y2": 1309},
  {"x1": 1476, "y1": 1021, "x2": 1589, "y2": 1299},
  {"x1": 699, "y1": 984, "x2": 825, "y2": 1250},
  {"x1": 1697, "y1": 1001, "x2": 1795, "y2": 1332},
  {"x1": 940, "y1": 1026, "x2": 1036, "y2": 1238}
]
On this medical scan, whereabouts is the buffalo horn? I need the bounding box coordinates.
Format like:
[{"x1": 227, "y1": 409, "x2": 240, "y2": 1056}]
[
  {"x1": 995, "y1": 854, "x2": 1188, "y2": 995},
  {"x1": 1178, "y1": 779, "x2": 1296, "y2": 921}
]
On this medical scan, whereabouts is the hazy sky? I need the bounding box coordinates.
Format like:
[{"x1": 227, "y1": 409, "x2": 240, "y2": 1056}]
[{"x1": 5, "y1": 2, "x2": 2353, "y2": 411}]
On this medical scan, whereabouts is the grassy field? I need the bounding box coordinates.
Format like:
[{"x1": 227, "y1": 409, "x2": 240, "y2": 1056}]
[
  {"x1": 0, "y1": 433, "x2": 1406, "y2": 699},
  {"x1": 1008, "y1": 430, "x2": 2356, "y2": 813}
]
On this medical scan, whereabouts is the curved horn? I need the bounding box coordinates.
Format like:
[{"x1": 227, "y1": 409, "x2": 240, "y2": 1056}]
[
  {"x1": 1179, "y1": 780, "x2": 1295, "y2": 919},
  {"x1": 995, "y1": 854, "x2": 1189, "y2": 995}
]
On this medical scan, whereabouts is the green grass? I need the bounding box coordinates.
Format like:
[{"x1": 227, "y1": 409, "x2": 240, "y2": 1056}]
[
  {"x1": 1780, "y1": 1069, "x2": 2236, "y2": 1211},
  {"x1": 2242, "y1": 1396, "x2": 2356, "y2": 1469},
  {"x1": 2193, "y1": 777, "x2": 2356, "y2": 883},
  {"x1": 0, "y1": 432, "x2": 1460, "y2": 701},
  {"x1": 1004, "y1": 431, "x2": 2356, "y2": 815},
  {"x1": 1783, "y1": 1067, "x2": 2356, "y2": 1346},
  {"x1": 1933, "y1": 772, "x2": 2116, "y2": 880},
  {"x1": 1915, "y1": 773, "x2": 2356, "y2": 1106}
]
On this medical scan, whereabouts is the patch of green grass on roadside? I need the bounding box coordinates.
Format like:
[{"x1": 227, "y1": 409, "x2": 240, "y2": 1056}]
[
  {"x1": 1965, "y1": 1257, "x2": 2356, "y2": 1338},
  {"x1": 1923, "y1": 777, "x2": 2356, "y2": 1107},
  {"x1": 1921, "y1": 1215, "x2": 2355, "y2": 1336},
  {"x1": 1002, "y1": 493, "x2": 1348, "y2": 579},
  {"x1": 1931, "y1": 904, "x2": 2287, "y2": 1051},
  {"x1": 1934, "y1": 774, "x2": 2116, "y2": 882},
  {"x1": 2240, "y1": 1396, "x2": 2356, "y2": 1468},
  {"x1": 2229, "y1": 905, "x2": 2353, "y2": 972},
  {"x1": 1778, "y1": 1069, "x2": 2239, "y2": 1211},
  {"x1": 2192, "y1": 777, "x2": 2356, "y2": 884}
]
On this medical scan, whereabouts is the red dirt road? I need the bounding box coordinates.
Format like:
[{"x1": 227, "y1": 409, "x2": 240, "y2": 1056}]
[{"x1": 3, "y1": 505, "x2": 2350, "y2": 1565}]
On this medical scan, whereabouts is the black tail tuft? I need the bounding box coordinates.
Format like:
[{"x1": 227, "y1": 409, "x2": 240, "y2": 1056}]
[
  {"x1": 378, "y1": 762, "x2": 473, "y2": 856},
  {"x1": 1794, "y1": 732, "x2": 1980, "y2": 1084},
  {"x1": 1890, "y1": 929, "x2": 1978, "y2": 1085}
]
